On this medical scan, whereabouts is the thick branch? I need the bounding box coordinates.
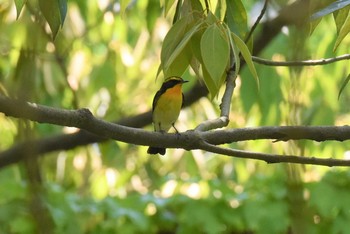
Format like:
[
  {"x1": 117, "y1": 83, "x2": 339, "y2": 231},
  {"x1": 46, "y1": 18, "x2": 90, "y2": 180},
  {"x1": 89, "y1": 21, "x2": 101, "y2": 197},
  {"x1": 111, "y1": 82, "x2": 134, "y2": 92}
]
[
  {"x1": 1, "y1": 95, "x2": 350, "y2": 168},
  {"x1": 0, "y1": 0, "x2": 324, "y2": 167}
]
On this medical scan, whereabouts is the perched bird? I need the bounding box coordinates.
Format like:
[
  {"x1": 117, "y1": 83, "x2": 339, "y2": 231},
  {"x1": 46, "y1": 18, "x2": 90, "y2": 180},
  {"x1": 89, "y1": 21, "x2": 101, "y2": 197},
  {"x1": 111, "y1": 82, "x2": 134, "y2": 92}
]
[{"x1": 147, "y1": 76, "x2": 188, "y2": 155}]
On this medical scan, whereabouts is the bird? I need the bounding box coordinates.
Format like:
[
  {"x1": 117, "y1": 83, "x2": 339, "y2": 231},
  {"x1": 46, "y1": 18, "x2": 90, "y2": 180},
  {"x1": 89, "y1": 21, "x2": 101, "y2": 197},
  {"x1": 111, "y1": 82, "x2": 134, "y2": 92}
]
[{"x1": 147, "y1": 76, "x2": 188, "y2": 155}]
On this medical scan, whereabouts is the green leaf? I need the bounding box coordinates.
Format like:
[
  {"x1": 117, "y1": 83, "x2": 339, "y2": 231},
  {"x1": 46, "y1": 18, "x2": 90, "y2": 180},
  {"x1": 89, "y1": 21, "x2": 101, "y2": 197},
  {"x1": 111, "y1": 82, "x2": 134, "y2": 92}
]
[
  {"x1": 162, "y1": 0, "x2": 177, "y2": 17},
  {"x1": 164, "y1": 22, "x2": 202, "y2": 71},
  {"x1": 225, "y1": 0, "x2": 248, "y2": 38},
  {"x1": 230, "y1": 32, "x2": 259, "y2": 88},
  {"x1": 333, "y1": 12, "x2": 350, "y2": 51},
  {"x1": 200, "y1": 23, "x2": 229, "y2": 87},
  {"x1": 160, "y1": 16, "x2": 202, "y2": 77},
  {"x1": 338, "y1": 73, "x2": 350, "y2": 100},
  {"x1": 14, "y1": 0, "x2": 26, "y2": 19},
  {"x1": 202, "y1": 62, "x2": 221, "y2": 98},
  {"x1": 333, "y1": 5, "x2": 350, "y2": 33},
  {"x1": 163, "y1": 43, "x2": 192, "y2": 78},
  {"x1": 310, "y1": 0, "x2": 350, "y2": 21},
  {"x1": 39, "y1": 0, "x2": 63, "y2": 39}
]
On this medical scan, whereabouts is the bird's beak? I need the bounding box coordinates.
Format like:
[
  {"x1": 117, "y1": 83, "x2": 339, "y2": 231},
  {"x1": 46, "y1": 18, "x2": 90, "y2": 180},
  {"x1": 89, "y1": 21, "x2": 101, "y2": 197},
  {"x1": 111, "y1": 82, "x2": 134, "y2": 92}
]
[{"x1": 182, "y1": 80, "x2": 189, "y2": 84}]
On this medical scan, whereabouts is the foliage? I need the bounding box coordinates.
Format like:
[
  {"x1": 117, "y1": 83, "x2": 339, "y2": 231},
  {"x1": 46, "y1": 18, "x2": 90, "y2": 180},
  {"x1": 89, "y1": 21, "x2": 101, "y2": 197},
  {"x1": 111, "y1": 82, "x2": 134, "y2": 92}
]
[{"x1": 0, "y1": 0, "x2": 350, "y2": 233}]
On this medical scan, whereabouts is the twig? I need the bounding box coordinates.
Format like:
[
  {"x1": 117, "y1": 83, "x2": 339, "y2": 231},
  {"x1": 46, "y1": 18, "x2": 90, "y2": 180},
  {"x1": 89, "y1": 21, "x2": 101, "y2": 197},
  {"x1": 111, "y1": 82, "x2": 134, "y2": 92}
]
[
  {"x1": 194, "y1": 69, "x2": 236, "y2": 131},
  {"x1": 198, "y1": 141, "x2": 350, "y2": 167},
  {"x1": 252, "y1": 54, "x2": 350, "y2": 66},
  {"x1": 245, "y1": 0, "x2": 269, "y2": 43}
]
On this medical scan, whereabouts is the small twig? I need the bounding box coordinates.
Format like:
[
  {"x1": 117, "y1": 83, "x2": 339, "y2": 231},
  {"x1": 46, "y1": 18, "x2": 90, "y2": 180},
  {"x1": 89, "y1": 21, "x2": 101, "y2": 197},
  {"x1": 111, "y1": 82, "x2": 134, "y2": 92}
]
[
  {"x1": 198, "y1": 141, "x2": 350, "y2": 167},
  {"x1": 245, "y1": 0, "x2": 269, "y2": 43},
  {"x1": 195, "y1": 69, "x2": 236, "y2": 131},
  {"x1": 252, "y1": 54, "x2": 350, "y2": 66}
]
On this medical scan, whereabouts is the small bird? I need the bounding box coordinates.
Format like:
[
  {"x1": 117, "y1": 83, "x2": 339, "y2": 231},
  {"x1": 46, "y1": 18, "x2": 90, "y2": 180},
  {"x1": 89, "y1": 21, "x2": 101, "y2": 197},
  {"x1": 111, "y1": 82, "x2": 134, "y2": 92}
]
[{"x1": 147, "y1": 76, "x2": 188, "y2": 155}]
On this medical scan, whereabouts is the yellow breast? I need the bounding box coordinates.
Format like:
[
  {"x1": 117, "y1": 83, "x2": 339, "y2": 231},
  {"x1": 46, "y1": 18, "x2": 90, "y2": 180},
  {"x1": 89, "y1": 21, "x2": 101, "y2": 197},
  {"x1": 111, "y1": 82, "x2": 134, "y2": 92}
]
[{"x1": 153, "y1": 84, "x2": 183, "y2": 132}]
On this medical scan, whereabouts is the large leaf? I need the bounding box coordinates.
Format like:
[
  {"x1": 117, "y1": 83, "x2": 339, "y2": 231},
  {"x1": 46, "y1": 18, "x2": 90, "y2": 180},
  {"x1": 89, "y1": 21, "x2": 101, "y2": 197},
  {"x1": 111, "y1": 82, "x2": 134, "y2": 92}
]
[
  {"x1": 164, "y1": 21, "x2": 202, "y2": 71},
  {"x1": 200, "y1": 23, "x2": 229, "y2": 88},
  {"x1": 160, "y1": 16, "x2": 202, "y2": 77},
  {"x1": 230, "y1": 32, "x2": 259, "y2": 88},
  {"x1": 310, "y1": 0, "x2": 350, "y2": 20}
]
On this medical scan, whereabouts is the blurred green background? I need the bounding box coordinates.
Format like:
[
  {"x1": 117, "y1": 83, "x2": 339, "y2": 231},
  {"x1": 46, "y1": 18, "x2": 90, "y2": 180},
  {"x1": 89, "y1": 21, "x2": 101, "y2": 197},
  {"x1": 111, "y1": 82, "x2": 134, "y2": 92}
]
[{"x1": 0, "y1": 0, "x2": 350, "y2": 233}]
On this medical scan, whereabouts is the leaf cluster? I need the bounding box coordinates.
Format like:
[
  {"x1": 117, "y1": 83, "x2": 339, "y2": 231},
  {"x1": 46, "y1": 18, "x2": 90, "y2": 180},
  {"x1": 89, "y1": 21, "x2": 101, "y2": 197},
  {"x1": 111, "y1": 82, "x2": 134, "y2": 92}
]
[{"x1": 158, "y1": 0, "x2": 258, "y2": 98}]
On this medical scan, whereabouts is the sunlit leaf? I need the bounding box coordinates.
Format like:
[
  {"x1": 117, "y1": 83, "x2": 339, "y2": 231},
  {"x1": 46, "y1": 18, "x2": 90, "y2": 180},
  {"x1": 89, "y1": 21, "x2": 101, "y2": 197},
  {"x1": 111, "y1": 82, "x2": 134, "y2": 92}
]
[
  {"x1": 14, "y1": 0, "x2": 26, "y2": 19},
  {"x1": 333, "y1": 12, "x2": 350, "y2": 51},
  {"x1": 230, "y1": 32, "x2": 259, "y2": 88},
  {"x1": 163, "y1": 44, "x2": 192, "y2": 78},
  {"x1": 160, "y1": 15, "x2": 203, "y2": 77},
  {"x1": 338, "y1": 73, "x2": 350, "y2": 100},
  {"x1": 200, "y1": 23, "x2": 229, "y2": 87},
  {"x1": 163, "y1": 0, "x2": 177, "y2": 16},
  {"x1": 333, "y1": 5, "x2": 350, "y2": 33},
  {"x1": 310, "y1": 0, "x2": 350, "y2": 20},
  {"x1": 164, "y1": 22, "x2": 202, "y2": 71}
]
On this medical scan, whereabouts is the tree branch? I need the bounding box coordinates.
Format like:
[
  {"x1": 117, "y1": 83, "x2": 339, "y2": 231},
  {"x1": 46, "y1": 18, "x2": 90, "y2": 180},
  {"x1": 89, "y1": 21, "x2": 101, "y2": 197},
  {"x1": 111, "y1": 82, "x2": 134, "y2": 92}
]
[
  {"x1": 245, "y1": 0, "x2": 268, "y2": 43},
  {"x1": 1, "y1": 95, "x2": 350, "y2": 168},
  {"x1": 0, "y1": 0, "x2": 325, "y2": 167},
  {"x1": 252, "y1": 54, "x2": 350, "y2": 66},
  {"x1": 198, "y1": 141, "x2": 350, "y2": 167}
]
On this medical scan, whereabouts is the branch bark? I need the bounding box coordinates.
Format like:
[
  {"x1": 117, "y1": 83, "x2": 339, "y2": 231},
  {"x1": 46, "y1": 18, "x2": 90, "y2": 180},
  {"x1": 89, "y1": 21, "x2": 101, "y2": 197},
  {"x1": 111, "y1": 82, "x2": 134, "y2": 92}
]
[
  {"x1": 1, "y1": 95, "x2": 350, "y2": 168},
  {"x1": 0, "y1": 0, "x2": 331, "y2": 168}
]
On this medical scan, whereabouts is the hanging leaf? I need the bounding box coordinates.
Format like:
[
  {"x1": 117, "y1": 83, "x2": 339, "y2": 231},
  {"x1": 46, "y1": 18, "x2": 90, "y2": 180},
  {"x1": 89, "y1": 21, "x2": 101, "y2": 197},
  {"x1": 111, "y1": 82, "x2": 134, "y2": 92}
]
[
  {"x1": 333, "y1": 13, "x2": 350, "y2": 51},
  {"x1": 338, "y1": 73, "x2": 350, "y2": 100},
  {"x1": 39, "y1": 0, "x2": 65, "y2": 39},
  {"x1": 200, "y1": 23, "x2": 230, "y2": 88},
  {"x1": 14, "y1": 0, "x2": 27, "y2": 19},
  {"x1": 163, "y1": 21, "x2": 202, "y2": 71},
  {"x1": 230, "y1": 32, "x2": 259, "y2": 89}
]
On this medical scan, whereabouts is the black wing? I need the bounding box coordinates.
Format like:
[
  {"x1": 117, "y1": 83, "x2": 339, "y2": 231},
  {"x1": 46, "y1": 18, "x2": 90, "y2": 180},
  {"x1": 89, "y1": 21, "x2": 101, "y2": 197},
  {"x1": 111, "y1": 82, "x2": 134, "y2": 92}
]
[
  {"x1": 181, "y1": 93, "x2": 185, "y2": 108},
  {"x1": 152, "y1": 89, "x2": 163, "y2": 112}
]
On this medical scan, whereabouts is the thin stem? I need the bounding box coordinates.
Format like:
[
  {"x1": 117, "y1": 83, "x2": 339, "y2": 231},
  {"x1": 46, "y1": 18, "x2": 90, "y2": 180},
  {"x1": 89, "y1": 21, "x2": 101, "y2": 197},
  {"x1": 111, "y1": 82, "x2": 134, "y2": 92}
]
[
  {"x1": 245, "y1": 0, "x2": 269, "y2": 43},
  {"x1": 252, "y1": 54, "x2": 350, "y2": 66}
]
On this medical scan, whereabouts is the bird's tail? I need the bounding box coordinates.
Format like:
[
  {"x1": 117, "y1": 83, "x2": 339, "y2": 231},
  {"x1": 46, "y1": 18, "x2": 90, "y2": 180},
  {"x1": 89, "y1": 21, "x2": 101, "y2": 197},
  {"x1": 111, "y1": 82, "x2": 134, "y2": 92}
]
[{"x1": 147, "y1": 147, "x2": 166, "y2": 155}]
